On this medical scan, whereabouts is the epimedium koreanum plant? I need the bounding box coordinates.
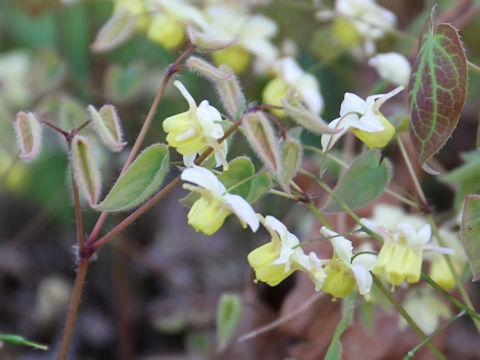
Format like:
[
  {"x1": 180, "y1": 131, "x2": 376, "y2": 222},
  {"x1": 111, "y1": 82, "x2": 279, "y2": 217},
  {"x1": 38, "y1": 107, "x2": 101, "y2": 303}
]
[{"x1": 7, "y1": 1, "x2": 480, "y2": 359}]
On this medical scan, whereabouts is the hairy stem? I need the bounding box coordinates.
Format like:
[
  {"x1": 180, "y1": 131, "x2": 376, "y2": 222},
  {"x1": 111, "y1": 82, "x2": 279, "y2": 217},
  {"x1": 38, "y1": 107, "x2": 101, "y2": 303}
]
[
  {"x1": 57, "y1": 259, "x2": 89, "y2": 360},
  {"x1": 90, "y1": 113, "x2": 244, "y2": 253},
  {"x1": 87, "y1": 47, "x2": 195, "y2": 245}
]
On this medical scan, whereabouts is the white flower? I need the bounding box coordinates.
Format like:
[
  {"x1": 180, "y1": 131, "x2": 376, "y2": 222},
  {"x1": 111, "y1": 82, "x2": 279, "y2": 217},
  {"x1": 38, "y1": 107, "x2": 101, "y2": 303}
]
[
  {"x1": 372, "y1": 222, "x2": 453, "y2": 286},
  {"x1": 321, "y1": 86, "x2": 403, "y2": 150},
  {"x1": 203, "y1": 5, "x2": 278, "y2": 72},
  {"x1": 181, "y1": 166, "x2": 259, "y2": 235},
  {"x1": 369, "y1": 52, "x2": 411, "y2": 86},
  {"x1": 163, "y1": 81, "x2": 228, "y2": 168},
  {"x1": 320, "y1": 227, "x2": 377, "y2": 299},
  {"x1": 336, "y1": 0, "x2": 397, "y2": 40},
  {"x1": 263, "y1": 57, "x2": 324, "y2": 115},
  {"x1": 400, "y1": 287, "x2": 451, "y2": 335},
  {"x1": 248, "y1": 215, "x2": 326, "y2": 289}
]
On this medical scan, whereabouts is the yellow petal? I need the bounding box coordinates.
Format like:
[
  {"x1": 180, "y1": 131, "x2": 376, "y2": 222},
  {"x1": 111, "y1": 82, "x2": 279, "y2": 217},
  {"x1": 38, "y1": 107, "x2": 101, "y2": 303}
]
[
  {"x1": 187, "y1": 197, "x2": 230, "y2": 235},
  {"x1": 351, "y1": 114, "x2": 395, "y2": 148}
]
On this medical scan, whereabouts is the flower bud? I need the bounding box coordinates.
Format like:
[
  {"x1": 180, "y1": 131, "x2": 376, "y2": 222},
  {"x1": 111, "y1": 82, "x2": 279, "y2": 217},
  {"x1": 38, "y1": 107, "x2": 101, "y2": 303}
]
[
  {"x1": 71, "y1": 135, "x2": 101, "y2": 207},
  {"x1": 186, "y1": 25, "x2": 237, "y2": 52},
  {"x1": 14, "y1": 111, "x2": 43, "y2": 161},
  {"x1": 278, "y1": 137, "x2": 302, "y2": 192},
  {"x1": 87, "y1": 104, "x2": 126, "y2": 151},
  {"x1": 282, "y1": 88, "x2": 338, "y2": 134},
  {"x1": 215, "y1": 65, "x2": 246, "y2": 118},
  {"x1": 186, "y1": 56, "x2": 233, "y2": 81},
  {"x1": 90, "y1": 8, "x2": 136, "y2": 53},
  {"x1": 243, "y1": 112, "x2": 280, "y2": 174}
]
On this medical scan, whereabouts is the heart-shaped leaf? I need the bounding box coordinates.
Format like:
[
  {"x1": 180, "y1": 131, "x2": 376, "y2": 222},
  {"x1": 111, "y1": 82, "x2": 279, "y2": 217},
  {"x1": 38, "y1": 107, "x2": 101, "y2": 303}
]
[
  {"x1": 408, "y1": 8, "x2": 467, "y2": 174},
  {"x1": 322, "y1": 150, "x2": 392, "y2": 213},
  {"x1": 96, "y1": 144, "x2": 169, "y2": 211}
]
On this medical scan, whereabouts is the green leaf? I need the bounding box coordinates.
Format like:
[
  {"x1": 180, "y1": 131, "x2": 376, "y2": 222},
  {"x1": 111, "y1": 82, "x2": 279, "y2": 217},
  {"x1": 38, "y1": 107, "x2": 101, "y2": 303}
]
[
  {"x1": 219, "y1": 157, "x2": 271, "y2": 203},
  {"x1": 460, "y1": 195, "x2": 480, "y2": 281},
  {"x1": 216, "y1": 294, "x2": 242, "y2": 352},
  {"x1": 439, "y1": 151, "x2": 480, "y2": 209},
  {"x1": 325, "y1": 293, "x2": 355, "y2": 360},
  {"x1": 96, "y1": 144, "x2": 169, "y2": 211},
  {"x1": 0, "y1": 334, "x2": 48, "y2": 351},
  {"x1": 322, "y1": 150, "x2": 392, "y2": 213},
  {"x1": 408, "y1": 8, "x2": 467, "y2": 174}
]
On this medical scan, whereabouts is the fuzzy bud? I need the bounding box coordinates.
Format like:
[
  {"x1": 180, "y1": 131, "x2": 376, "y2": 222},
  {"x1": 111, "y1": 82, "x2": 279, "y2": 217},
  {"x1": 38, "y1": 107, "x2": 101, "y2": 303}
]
[
  {"x1": 87, "y1": 104, "x2": 126, "y2": 151},
  {"x1": 71, "y1": 135, "x2": 101, "y2": 207},
  {"x1": 187, "y1": 56, "x2": 233, "y2": 81},
  {"x1": 216, "y1": 65, "x2": 246, "y2": 118},
  {"x1": 187, "y1": 25, "x2": 237, "y2": 52},
  {"x1": 279, "y1": 137, "x2": 302, "y2": 192},
  {"x1": 243, "y1": 111, "x2": 280, "y2": 174},
  {"x1": 282, "y1": 88, "x2": 338, "y2": 135},
  {"x1": 14, "y1": 111, "x2": 43, "y2": 161}
]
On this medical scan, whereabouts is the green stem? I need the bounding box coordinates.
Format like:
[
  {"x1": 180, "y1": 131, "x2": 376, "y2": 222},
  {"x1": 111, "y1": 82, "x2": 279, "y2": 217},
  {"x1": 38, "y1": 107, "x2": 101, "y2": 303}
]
[
  {"x1": 56, "y1": 259, "x2": 89, "y2": 360},
  {"x1": 372, "y1": 275, "x2": 446, "y2": 360},
  {"x1": 426, "y1": 214, "x2": 480, "y2": 332},
  {"x1": 269, "y1": 189, "x2": 302, "y2": 201},
  {"x1": 396, "y1": 135, "x2": 428, "y2": 208},
  {"x1": 305, "y1": 201, "x2": 331, "y2": 229},
  {"x1": 420, "y1": 273, "x2": 480, "y2": 321},
  {"x1": 299, "y1": 168, "x2": 384, "y2": 244},
  {"x1": 396, "y1": 133, "x2": 480, "y2": 331},
  {"x1": 404, "y1": 310, "x2": 466, "y2": 360}
]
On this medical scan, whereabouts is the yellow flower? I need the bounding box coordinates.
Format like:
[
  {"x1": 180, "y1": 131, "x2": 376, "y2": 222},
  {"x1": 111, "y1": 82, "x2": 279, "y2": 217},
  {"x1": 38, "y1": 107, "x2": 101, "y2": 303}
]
[
  {"x1": 114, "y1": 0, "x2": 151, "y2": 31},
  {"x1": 204, "y1": 5, "x2": 278, "y2": 73},
  {"x1": 147, "y1": 13, "x2": 184, "y2": 49},
  {"x1": 263, "y1": 57, "x2": 324, "y2": 116},
  {"x1": 211, "y1": 46, "x2": 251, "y2": 74},
  {"x1": 146, "y1": 0, "x2": 208, "y2": 49},
  {"x1": 321, "y1": 86, "x2": 403, "y2": 151},
  {"x1": 399, "y1": 288, "x2": 451, "y2": 335},
  {"x1": 427, "y1": 228, "x2": 467, "y2": 291},
  {"x1": 248, "y1": 216, "x2": 326, "y2": 289},
  {"x1": 181, "y1": 166, "x2": 259, "y2": 235},
  {"x1": 163, "y1": 81, "x2": 227, "y2": 168},
  {"x1": 320, "y1": 227, "x2": 376, "y2": 299},
  {"x1": 370, "y1": 222, "x2": 453, "y2": 287}
]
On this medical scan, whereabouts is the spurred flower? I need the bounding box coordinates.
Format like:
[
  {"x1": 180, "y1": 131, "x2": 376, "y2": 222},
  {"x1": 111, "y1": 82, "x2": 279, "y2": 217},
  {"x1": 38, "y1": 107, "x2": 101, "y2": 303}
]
[
  {"x1": 321, "y1": 86, "x2": 403, "y2": 150},
  {"x1": 248, "y1": 216, "x2": 326, "y2": 289},
  {"x1": 163, "y1": 81, "x2": 227, "y2": 168},
  {"x1": 181, "y1": 166, "x2": 258, "y2": 235},
  {"x1": 370, "y1": 222, "x2": 453, "y2": 287},
  {"x1": 320, "y1": 227, "x2": 376, "y2": 299}
]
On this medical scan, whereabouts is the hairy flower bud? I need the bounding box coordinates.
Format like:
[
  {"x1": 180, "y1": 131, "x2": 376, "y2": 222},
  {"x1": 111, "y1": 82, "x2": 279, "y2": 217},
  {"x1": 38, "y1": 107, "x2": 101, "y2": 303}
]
[
  {"x1": 243, "y1": 112, "x2": 280, "y2": 174},
  {"x1": 71, "y1": 135, "x2": 101, "y2": 207},
  {"x1": 282, "y1": 88, "x2": 339, "y2": 135},
  {"x1": 87, "y1": 104, "x2": 126, "y2": 151},
  {"x1": 15, "y1": 111, "x2": 43, "y2": 161}
]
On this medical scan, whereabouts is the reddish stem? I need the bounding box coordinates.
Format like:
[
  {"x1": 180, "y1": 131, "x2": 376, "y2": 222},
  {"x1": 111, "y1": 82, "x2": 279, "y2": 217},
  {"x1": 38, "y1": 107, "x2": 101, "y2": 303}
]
[
  {"x1": 86, "y1": 49, "x2": 195, "y2": 246},
  {"x1": 56, "y1": 259, "x2": 89, "y2": 360}
]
